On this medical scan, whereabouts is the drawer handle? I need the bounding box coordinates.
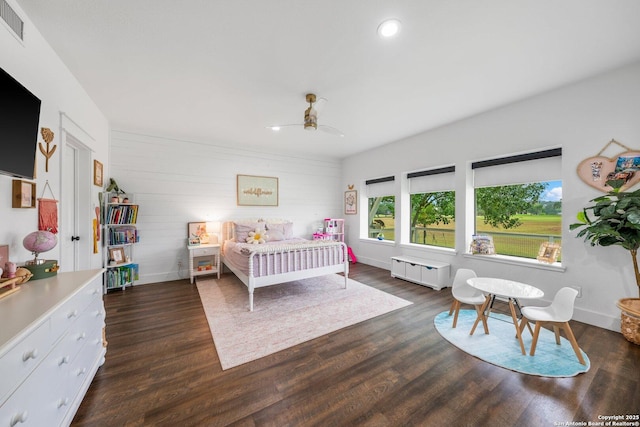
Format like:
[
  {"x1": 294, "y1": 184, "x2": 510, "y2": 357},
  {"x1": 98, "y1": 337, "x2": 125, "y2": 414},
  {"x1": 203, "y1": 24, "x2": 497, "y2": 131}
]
[
  {"x1": 59, "y1": 355, "x2": 70, "y2": 366},
  {"x1": 10, "y1": 411, "x2": 28, "y2": 426},
  {"x1": 22, "y1": 349, "x2": 38, "y2": 361},
  {"x1": 77, "y1": 332, "x2": 87, "y2": 341},
  {"x1": 67, "y1": 309, "x2": 79, "y2": 319},
  {"x1": 57, "y1": 397, "x2": 70, "y2": 408},
  {"x1": 77, "y1": 367, "x2": 87, "y2": 377}
]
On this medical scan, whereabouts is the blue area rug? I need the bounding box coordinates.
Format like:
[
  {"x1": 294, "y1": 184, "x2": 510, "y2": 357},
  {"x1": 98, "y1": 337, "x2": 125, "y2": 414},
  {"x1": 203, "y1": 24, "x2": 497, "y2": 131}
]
[{"x1": 434, "y1": 309, "x2": 590, "y2": 377}]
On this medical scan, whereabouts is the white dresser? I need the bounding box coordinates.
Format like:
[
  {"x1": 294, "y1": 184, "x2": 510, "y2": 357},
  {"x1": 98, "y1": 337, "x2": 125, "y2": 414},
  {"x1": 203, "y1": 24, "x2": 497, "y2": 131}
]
[{"x1": 0, "y1": 269, "x2": 106, "y2": 427}]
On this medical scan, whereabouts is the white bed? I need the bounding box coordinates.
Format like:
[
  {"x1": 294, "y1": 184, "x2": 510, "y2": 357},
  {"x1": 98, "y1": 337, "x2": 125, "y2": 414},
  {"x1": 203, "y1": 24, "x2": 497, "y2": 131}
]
[{"x1": 221, "y1": 219, "x2": 349, "y2": 311}]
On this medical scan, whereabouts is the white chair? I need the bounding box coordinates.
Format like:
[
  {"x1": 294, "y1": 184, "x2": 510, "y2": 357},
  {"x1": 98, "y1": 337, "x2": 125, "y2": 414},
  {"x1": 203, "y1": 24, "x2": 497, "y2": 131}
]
[
  {"x1": 448, "y1": 268, "x2": 488, "y2": 333},
  {"x1": 519, "y1": 287, "x2": 586, "y2": 365}
]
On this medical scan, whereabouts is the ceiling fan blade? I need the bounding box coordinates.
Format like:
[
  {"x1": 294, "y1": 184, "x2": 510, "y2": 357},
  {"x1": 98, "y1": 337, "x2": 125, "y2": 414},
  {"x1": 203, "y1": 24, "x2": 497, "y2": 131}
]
[
  {"x1": 266, "y1": 124, "x2": 302, "y2": 131},
  {"x1": 318, "y1": 124, "x2": 345, "y2": 137},
  {"x1": 314, "y1": 97, "x2": 328, "y2": 113}
]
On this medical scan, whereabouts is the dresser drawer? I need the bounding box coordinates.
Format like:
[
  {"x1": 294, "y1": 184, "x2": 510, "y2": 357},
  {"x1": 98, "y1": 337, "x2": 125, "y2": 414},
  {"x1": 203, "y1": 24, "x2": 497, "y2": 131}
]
[
  {"x1": 0, "y1": 349, "x2": 64, "y2": 427},
  {"x1": 50, "y1": 278, "x2": 101, "y2": 335},
  {"x1": 192, "y1": 246, "x2": 218, "y2": 257},
  {"x1": 0, "y1": 319, "x2": 52, "y2": 404},
  {"x1": 59, "y1": 334, "x2": 105, "y2": 409},
  {"x1": 54, "y1": 296, "x2": 105, "y2": 367}
]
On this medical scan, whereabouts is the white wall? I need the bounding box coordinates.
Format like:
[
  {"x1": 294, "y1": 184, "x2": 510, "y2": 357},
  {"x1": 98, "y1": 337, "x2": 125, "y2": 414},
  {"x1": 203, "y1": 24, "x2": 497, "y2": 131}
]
[
  {"x1": 342, "y1": 61, "x2": 640, "y2": 332},
  {"x1": 0, "y1": 1, "x2": 109, "y2": 268},
  {"x1": 109, "y1": 130, "x2": 343, "y2": 284}
]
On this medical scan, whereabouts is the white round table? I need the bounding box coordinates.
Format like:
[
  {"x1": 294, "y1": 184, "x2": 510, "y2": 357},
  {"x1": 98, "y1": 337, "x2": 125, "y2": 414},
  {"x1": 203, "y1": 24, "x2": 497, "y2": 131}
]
[{"x1": 467, "y1": 277, "x2": 544, "y2": 355}]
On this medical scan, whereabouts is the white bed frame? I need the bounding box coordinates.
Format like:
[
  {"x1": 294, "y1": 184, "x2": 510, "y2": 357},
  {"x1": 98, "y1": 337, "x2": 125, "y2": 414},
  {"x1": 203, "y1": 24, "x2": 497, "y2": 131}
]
[{"x1": 221, "y1": 220, "x2": 349, "y2": 311}]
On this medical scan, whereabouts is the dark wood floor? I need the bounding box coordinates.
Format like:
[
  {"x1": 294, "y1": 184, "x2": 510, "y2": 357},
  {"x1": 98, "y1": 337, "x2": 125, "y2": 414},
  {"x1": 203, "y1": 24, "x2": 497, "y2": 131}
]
[{"x1": 72, "y1": 263, "x2": 640, "y2": 426}]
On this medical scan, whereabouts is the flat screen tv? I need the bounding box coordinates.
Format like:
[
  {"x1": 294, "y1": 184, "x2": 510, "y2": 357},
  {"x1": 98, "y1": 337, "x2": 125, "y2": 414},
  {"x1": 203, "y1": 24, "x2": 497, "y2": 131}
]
[{"x1": 0, "y1": 66, "x2": 41, "y2": 179}]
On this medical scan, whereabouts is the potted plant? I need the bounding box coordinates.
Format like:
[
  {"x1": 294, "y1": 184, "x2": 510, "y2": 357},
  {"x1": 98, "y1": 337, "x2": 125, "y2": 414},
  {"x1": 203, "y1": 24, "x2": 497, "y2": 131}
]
[
  {"x1": 570, "y1": 179, "x2": 640, "y2": 344},
  {"x1": 105, "y1": 178, "x2": 126, "y2": 202}
]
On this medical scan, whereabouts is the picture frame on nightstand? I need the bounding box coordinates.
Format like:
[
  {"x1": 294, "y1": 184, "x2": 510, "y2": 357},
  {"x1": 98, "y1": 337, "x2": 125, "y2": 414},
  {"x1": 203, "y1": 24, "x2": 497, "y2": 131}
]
[{"x1": 188, "y1": 222, "x2": 207, "y2": 244}]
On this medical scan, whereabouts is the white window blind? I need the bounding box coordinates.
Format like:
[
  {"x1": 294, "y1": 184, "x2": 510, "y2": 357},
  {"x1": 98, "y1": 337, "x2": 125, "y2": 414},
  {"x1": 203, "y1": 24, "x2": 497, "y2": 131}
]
[
  {"x1": 408, "y1": 166, "x2": 455, "y2": 194},
  {"x1": 366, "y1": 176, "x2": 395, "y2": 197},
  {"x1": 473, "y1": 148, "x2": 561, "y2": 187}
]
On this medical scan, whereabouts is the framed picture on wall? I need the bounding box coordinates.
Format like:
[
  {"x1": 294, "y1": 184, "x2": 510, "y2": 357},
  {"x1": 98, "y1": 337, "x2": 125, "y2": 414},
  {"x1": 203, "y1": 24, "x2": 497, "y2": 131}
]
[
  {"x1": 12, "y1": 180, "x2": 36, "y2": 208},
  {"x1": 236, "y1": 174, "x2": 278, "y2": 206},
  {"x1": 93, "y1": 160, "x2": 103, "y2": 187},
  {"x1": 345, "y1": 190, "x2": 357, "y2": 215}
]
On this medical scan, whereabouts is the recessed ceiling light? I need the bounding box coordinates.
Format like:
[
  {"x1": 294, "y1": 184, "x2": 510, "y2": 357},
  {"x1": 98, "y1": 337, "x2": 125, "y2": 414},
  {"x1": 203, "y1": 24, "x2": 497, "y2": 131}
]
[{"x1": 377, "y1": 19, "x2": 401, "y2": 38}]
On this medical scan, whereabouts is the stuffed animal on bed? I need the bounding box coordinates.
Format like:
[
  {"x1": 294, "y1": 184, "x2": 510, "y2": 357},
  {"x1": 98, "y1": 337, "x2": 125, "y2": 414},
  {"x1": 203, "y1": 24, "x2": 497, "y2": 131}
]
[{"x1": 246, "y1": 228, "x2": 267, "y2": 244}]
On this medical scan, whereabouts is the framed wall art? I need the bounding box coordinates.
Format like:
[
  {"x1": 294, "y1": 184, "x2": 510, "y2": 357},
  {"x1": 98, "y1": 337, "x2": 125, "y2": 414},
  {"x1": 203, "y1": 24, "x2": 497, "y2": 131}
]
[
  {"x1": 0, "y1": 245, "x2": 8, "y2": 266},
  {"x1": 93, "y1": 160, "x2": 103, "y2": 187},
  {"x1": 236, "y1": 174, "x2": 279, "y2": 206},
  {"x1": 576, "y1": 139, "x2": 640, "y2": 192},
  {"x1": 12, "y1": 179, "x2": 36, "y2": 208},
  {"x1": 345, "y1": 190, "x2": 357, "y2": 215},
  {"x1": 537, "y1": 242, "x2": 561, "y2": 264}
]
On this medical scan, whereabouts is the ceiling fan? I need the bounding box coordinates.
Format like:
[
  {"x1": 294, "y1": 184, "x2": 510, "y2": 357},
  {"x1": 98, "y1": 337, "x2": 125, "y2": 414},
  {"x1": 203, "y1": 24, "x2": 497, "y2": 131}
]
[{"x1": 267, "y1": 93, "x2": 344, "y2": 137}]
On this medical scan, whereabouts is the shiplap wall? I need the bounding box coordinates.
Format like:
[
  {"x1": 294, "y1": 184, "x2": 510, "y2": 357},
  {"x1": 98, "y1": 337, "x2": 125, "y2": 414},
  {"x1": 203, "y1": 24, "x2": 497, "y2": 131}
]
[{"x1": 110, "y1": 131, "x2": 343, "y2": 284}]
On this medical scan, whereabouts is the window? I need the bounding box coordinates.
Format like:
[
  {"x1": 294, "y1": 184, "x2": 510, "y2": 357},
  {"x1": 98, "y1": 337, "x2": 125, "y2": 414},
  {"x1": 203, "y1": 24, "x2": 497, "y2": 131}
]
[
  {"x1": 408, "y1": 166, "x2": 455, "y2": 248},
  {"x1": 366, "y1": 176, "x2": 395, "y2": 241},
  {"x1": 472, "y1": 149, "x2": 562, "y2": 260}
]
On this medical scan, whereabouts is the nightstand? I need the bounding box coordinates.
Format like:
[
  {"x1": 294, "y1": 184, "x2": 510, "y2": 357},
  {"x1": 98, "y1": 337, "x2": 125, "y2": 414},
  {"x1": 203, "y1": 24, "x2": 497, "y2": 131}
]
[{"x1": 187, "y1": 243, "x2": 220, "y2": 283}]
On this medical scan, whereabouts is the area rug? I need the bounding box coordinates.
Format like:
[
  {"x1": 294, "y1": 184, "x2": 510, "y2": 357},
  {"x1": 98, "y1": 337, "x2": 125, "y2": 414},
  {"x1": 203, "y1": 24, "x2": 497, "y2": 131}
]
[
  {"x1": 196, "y1": 274, "x2": 412, "y2": 370},
  {"x1": 434, "y1": 309, "x2": 590, "y2": 377}
]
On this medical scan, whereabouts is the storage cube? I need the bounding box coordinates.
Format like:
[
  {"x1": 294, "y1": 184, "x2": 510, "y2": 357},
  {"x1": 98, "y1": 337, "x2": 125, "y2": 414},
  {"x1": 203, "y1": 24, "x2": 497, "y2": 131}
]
[{"x1": 390, "y1": 256, "x2": 450, "y2": 290}]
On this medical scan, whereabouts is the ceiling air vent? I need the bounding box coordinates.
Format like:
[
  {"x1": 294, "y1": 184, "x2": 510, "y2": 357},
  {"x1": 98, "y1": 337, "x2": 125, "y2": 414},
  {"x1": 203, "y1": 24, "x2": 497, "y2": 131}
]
[{"x1": 0, "y1": 0, "x2": 24, "y2": 40}]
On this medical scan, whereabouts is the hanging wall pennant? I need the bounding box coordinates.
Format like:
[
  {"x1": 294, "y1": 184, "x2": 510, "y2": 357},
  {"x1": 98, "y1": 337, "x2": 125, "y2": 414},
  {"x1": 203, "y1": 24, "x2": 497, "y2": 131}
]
[
  {"x1": 576, "y1": 139, "x2": 640, "y2": 192},
  {"x1": 38, "y1": 181, "x2": 58, "y2": 233}
]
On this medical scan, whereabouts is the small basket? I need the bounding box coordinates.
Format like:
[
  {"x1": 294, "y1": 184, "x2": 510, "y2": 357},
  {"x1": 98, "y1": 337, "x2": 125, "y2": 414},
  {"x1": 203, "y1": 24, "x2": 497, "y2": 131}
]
[{"x1": 617, "y1": 298, "x2": 640, "y2": 345}]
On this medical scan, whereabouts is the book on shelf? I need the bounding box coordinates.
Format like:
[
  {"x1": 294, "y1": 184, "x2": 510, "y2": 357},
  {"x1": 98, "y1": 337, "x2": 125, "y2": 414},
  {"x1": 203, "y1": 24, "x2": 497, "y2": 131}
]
[
  {"x1": 105, "y1": 205, "x2": 139, "y2": 224},
  {"x1": 105, "y1": 264, "x2": 139, "y2": 288},
  {"x1": 197, "y1": 260, "x2": 213, "y2": 271},
  {"x1": 108, "y1": 226, "x2": 139, "y2": 245}
]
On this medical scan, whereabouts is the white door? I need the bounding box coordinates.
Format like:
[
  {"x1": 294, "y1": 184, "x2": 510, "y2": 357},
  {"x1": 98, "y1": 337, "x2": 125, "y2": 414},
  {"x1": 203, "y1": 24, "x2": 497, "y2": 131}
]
[{"x1": 60, "y1": 134, "x2": 92, "y2": 271}]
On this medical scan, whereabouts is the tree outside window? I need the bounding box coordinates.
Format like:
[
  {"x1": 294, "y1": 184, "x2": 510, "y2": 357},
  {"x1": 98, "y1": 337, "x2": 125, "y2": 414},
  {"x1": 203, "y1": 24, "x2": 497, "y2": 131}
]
[
  {"x1": 368, "y1": 196, "x2": 395, "y2": 241},
  {"x1": 409, "y1": 191, "x2": 455, "y2": 248},
  {"x1": 475, "y1": 181, "x2": 562, "y2": 259}
]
